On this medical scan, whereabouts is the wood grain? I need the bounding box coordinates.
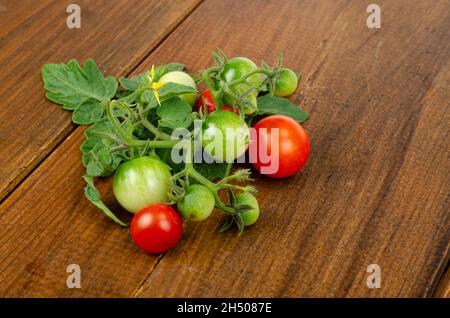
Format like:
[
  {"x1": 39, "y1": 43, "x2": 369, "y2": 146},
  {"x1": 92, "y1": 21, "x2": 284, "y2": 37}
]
[
  {"x1": 0, "y1": 0, "x2": 202, "y2": 202},
  {"x1": 0, "y1": 0, "x2": 203, "y2": 296},
  {"x1": 433, "y1": 265, "x2": 450, "y2": 298},
  {"x1": 131, "y1": 0, "x2": 450, "y2": 297},
  {"x1": 0, "y1": 0, "x2": 449, "y2": 297},
  {"x1": 0, "y1": 0, "x2": 51, "y2": 38},
  {"x1": 0, "y1": 128, "x2": 159, "y2": 297}
]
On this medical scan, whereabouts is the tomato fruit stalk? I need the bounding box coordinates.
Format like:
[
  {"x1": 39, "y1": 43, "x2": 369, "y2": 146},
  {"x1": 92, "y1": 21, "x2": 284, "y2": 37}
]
[
  {"x1": 42, "y1": 51, "x2": 310, "y2": 234},
  {"x1": 216, "y1": 57, "x2": 263, "y2": 114}
]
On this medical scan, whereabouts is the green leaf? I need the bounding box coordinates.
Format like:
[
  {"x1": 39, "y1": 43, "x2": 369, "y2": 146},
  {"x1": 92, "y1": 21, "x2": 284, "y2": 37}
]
[
  {"x1": 115, "y1": 89, "x2": 132, "y2": 99},
  {"x1": 140, "y1": 90, "x2": 158, "y2": 109},
  {"x1": 155, "y1": 148, "x2": 185, "y2": 174},
  {"x1": 191, "y1": 74, "x2": 203, "y2": 84},
  {"x1": 119, "y1": 71, "x2": 150, "y2": 91},
  {"x1": 83, "y1": 176, "x2": 127, "y2": 227},
  {"x1": 194, "y1": 162, "x2": 228, "y2": 181},
  {"x1": 81, "y1": 119, "x2": 125, "y2": 177},
  {"x1": 42, "y1": 59, "x2": 117, "y2": 113},
  {"x1": 257, "y1": 94, "x2": 309, "y2": 123},
  {"x1": 82, "y1": 141, "x2": 124, "y2": 177},
  {"x1": 158, "y1": 82, "x2": 197, "y2": 101},
  {"x1": 133, "y1": 125, "x2": 154, "y2": 140},
  {"x1": 157, "y1": 96, "x2": 192, "y2": 129},
  {"x1": 72, "y1": 99, "x2": 104, "y2": 125}
]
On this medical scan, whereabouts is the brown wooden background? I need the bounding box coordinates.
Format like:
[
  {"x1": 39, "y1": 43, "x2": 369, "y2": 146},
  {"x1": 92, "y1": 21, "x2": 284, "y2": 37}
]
[{"x1": 0, "y1": 0, "x2": 448, "y2": 297}]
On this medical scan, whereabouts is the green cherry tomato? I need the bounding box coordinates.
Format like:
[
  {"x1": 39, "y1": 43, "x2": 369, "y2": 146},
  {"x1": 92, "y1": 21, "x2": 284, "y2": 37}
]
[
  {"x1": 177, "y1": 185, "x2": 215, "y2": 222},
  {"x1": 202, "y1": 110, "x2": 250, "y2": 162},
  {"x1": 218, "y1": 57, "x2": 263, "y2": 114},
  {"x1": 159, "y1": 71, "x2": 197, "y2": 106},
  {"x1": 274, "y1": 68, "x2": 298, "y2": 97},
  {"x1": 113, "y1": 156, "x2": 172, "y2": 213},
  {"x1": 235, "y1": 192, "x2": 260, "y2": 226}
]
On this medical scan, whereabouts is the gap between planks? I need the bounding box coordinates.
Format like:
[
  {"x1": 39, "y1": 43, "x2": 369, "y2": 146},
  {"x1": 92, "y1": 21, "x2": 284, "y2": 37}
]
[
  {"x1": 430, "y1": 250, "x2": 450, "y2": 298},
  {"x1": 132, "y1": 254, "x2": 166, "y2": 297},
  {"x1": 0, "y1": 0, "x2": 205, "y2": 207}
]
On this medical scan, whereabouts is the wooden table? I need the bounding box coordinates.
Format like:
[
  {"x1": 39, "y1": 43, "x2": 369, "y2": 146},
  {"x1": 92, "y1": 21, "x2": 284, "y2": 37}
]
[{"x1": 0, "y1": 0, "x2": 448, "y2": 298}]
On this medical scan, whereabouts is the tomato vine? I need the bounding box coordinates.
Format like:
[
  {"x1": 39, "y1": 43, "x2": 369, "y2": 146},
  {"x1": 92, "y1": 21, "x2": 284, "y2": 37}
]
[{"x1": 41, "y1": 50, "x2": 309, "y2": 234}]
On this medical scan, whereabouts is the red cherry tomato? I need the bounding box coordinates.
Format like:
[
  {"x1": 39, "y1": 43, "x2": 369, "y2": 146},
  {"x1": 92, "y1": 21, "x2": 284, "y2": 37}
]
[
  {"x1": 252, "y1": 115, "x2": 310, "y2": 178},
  {"x1": 195, "y1": 90, "x2": 239, "y2": 114},
  {"x1": 131, "y1": 204, "x2": 183, "y2": 254}
]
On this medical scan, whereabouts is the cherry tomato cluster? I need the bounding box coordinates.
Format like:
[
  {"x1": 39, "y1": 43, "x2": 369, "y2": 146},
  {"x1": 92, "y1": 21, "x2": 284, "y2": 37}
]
[
  {"x1": 42, "y1": 51, "x2": 310, "y2": 255},
  {"x1": 127, "y1": 56, "x2": 310, "y2": 254}
]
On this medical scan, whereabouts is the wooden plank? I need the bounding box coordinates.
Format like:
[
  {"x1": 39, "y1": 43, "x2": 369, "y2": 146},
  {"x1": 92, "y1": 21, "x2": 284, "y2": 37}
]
[
  {"x1": 0, "y1": 128, "x2": 159, "y2": 297},
  {"x1": 0, "y1": 0, "x2": 51, "y2": 38},
  {"x1": 0, "y1": 0, "x2": 203, "y2": 297},
  {"x1": 0, "y1": 0, "x2": 202, "y2": 202},
  {"x1": 433, "y1": 265, "x2": 450, "y2": 298},
  {"x1": 0, "y1": 0, "x2": 448, "y2": 297},
  {"x1": 131, "y1": 0, "x2": 450, "y2": 297}
]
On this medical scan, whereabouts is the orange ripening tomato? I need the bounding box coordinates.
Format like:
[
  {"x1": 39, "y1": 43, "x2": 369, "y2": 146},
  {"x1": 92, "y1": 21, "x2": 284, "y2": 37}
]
[{"x1": 252, "y1": 115, "x2": 310, "y2": 178}]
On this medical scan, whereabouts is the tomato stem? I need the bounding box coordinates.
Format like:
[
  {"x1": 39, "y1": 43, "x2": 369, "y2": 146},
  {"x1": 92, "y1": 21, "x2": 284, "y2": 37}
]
[
  {"x1": 139, "y1": 116, "x2": 172, "y2": 141},
  {"x1": 225, "y1": 68, "x2": 274, "y2": 89},
  {"x1": 225, "y1": 162, "x2": 232, "y2": 177},
  {"x1": 127, "y1": 139, "x2": 179, "y2": 148},
  {"x1": 185, "y1": 167, "x2": 237, "y2": 215},
  {"x1": 205, "y1": 67, "x2": 275, "y2": 114}
]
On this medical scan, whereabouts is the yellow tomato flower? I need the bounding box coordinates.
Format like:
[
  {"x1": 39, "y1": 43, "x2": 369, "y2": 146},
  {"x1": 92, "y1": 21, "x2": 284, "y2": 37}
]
[{"x1": 149, "y1": 65, "x2": 166, "y2": 105}]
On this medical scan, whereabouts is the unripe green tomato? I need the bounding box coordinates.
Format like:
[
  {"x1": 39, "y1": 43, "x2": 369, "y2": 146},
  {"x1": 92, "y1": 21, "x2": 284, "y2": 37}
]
[
  {"x1": 235, "y1": 192, "x2": 260, "y2": 226},
  {"x1": 202, "y1": 110, "x2": 250, "y2": 162},
  {"x1": 219, "y1": 57, "x2": 263, "y2": 112},
  {"x1": 177, "y1": 185, "x2": 215, "y2": 222},
  {"x1": 113, "y1": 157, "x2": 171, "y2": 213},
  {"x1": 159, "y1": 71, "x2": 197, "y2": 106},
  {"x1": 274, "y1": 68, "x2": 298, "y2": 97}
]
